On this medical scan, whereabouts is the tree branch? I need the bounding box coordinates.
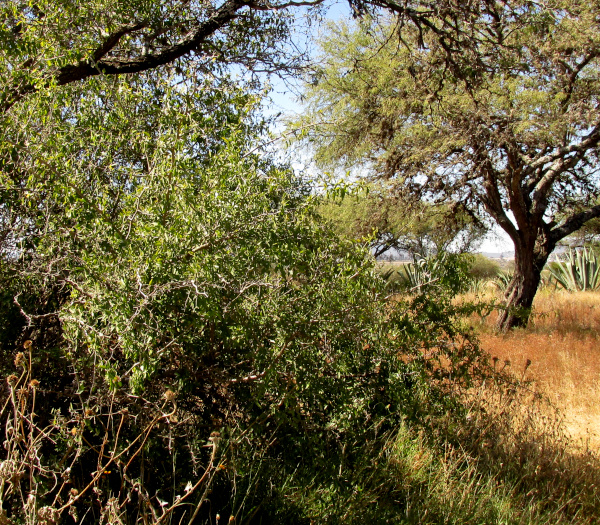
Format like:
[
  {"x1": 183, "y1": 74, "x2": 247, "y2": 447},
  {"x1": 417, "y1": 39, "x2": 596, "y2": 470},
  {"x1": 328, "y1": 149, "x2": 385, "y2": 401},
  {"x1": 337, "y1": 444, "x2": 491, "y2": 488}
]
[
  {"x1": 561, "y1": 50, "x2": 600, "y2": 110},
  {"x1": 476, "y1": 148, "x2": 519, "y2": 242},
  {"x1": 244, "y1": 0, "x2": 326, "y2": 10},
  {"x1": 504, "y1": 145, "x2": 531, "y2": 235},
  {"x1": 525, "y1": 123, "x2": 600, "y2": 190},
  {"x1": 57, "y1": 0, "x2": 245, "y2": 80},
  {"x1": 1, "y1": 0, "x2": 249, "y2": 112},
  {"x1": 530, "y1": 144, "x2": 597, "y2": 219},
  {"x1": 92, "y1": 22, "x2": 149, "y2": 63},
  {"x1": 549, "y1": 204, "x2": 600, "y2": 245}
]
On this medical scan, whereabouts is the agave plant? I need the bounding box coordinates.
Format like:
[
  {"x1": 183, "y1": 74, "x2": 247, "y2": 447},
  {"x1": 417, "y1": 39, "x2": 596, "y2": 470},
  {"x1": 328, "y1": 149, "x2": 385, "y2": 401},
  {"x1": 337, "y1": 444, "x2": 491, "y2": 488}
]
[
  {"x1": 400, "y1": 256, "x2": 432, "y2": 290},
  {"x1": 547, "y1": 247, "x2": 600, "y2": 292},
  {"x1": 493, "y1": 271, "x2": 514, "y2": 292},
  {"x1": 467, "y1": 278, "x2": 487, "y2": 294},
  {"x1": 395, "y1": 252, "x2": 469, "y2": 296}
]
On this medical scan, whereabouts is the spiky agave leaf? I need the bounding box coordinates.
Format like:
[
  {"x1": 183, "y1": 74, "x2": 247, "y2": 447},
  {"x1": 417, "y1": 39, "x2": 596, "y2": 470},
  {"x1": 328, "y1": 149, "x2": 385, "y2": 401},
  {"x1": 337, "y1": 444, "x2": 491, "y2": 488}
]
[{"x1": 548, "y1": 248, "x2": 600, "y2": 291}]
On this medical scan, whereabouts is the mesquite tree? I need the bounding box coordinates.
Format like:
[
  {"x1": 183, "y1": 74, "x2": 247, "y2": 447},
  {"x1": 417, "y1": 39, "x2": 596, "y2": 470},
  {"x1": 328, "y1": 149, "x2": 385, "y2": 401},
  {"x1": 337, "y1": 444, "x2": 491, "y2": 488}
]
[
  {"x1": 0, "y1": 1, "x2": 560, "y2": 115},
  {"x1": 295, "y1": 2, "x2": 600, "y2": 330},
  {"x1": 318, "y1": 185, "x2": 486, "y2": 258}
]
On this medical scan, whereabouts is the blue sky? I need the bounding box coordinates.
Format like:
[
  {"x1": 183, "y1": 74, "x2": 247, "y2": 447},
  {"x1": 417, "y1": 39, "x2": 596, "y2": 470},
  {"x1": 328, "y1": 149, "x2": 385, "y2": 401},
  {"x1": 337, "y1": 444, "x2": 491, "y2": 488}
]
[{"x1": 265, "y1": 4, "x2": 515, "y2": 254}]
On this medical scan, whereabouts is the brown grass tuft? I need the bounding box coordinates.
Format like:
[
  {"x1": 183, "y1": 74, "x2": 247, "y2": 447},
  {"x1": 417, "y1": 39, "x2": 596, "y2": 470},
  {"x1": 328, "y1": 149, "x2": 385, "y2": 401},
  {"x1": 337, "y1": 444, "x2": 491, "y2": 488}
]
[{"x1": 471, "y1": 289, "x2": 600, "y2": 449}]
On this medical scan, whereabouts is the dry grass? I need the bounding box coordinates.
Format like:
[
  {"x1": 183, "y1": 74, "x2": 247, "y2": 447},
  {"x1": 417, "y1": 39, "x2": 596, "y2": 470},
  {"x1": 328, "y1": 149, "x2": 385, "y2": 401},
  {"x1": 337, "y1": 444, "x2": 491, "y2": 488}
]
[
  {"x1": 470, "y1": 289, "x2": 600, "y2": 449},
  {"x1": 450, "y1": 374, "x2": 600, "y2": 524},
  {"x1": 336, "y1": 286, "x2": 600, "y2": 523},
  {"x1": 361, "y1": 287, "x2": 600, "y2": 523}
]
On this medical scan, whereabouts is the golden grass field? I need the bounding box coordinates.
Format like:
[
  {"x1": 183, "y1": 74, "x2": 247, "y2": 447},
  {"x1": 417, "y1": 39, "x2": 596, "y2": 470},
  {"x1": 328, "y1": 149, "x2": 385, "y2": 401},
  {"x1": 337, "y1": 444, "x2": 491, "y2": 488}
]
[{"x1": 472, "y1": 289, "x2": 600, "y2": 450}]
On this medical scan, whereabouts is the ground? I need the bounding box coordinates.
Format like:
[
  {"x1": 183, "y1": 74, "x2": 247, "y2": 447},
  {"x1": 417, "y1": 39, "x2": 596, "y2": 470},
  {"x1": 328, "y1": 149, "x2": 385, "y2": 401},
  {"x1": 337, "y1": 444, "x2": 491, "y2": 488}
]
[{"x1": 474, "y1": 290, "x2": 600, "y2": 450}]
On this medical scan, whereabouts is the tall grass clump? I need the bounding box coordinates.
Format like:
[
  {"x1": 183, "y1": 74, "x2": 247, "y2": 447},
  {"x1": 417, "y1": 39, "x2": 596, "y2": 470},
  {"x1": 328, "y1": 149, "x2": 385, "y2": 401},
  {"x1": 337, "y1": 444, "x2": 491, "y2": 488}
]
[{"x1": 288, "y1": 371, "x2": 600, "y2": 524}]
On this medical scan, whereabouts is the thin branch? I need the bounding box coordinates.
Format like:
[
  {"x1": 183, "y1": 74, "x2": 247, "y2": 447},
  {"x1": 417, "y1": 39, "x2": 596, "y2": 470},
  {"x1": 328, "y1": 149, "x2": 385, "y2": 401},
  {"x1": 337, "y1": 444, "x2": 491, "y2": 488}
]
[
  {"x1": 92, "y1": 22, "x2": 148, "y2": 62},
  {"x1": 245, "y1": 0, "x2": 326, "y2": 10},
  {"x1": 525, "y1": 123, "x2": 600, "y2": 188}
]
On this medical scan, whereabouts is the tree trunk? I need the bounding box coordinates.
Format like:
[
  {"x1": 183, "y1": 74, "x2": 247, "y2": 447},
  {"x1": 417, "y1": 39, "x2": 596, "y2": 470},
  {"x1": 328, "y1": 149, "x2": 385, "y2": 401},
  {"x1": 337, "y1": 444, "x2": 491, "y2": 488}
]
[{"x1": 496, "y1": 241, "x2": 550, "y2": 332}]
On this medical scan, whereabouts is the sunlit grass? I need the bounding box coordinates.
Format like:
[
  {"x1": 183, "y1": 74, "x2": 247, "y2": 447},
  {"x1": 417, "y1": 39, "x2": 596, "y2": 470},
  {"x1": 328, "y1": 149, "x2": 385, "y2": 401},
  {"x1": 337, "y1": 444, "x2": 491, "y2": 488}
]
[
  {"x1": 466, "y1": 288, "x2": 600, "y2": 449},
  {"x1": 295, "y1": 284, "x2": 600, "y2": 523}
]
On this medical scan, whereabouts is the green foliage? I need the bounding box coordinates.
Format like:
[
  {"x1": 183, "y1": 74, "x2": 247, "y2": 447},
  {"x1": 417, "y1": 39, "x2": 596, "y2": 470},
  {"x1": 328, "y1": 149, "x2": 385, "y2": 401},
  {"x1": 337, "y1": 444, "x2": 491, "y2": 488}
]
[
  {"x1": 468, "y1": 254, "x2": 501, "y2": 281},
  {"x1": 318, "y1": 184, "x2": 486, "y2": 258},
  {"x1": 297, "y1": 10, "x2": 600, "y2": 189},
  {"x1": 0, "y1": 0, "x2": 299, "y2": 112},
  {"x1": 548, "y1": 248, "x2": 600, "y2": 291},
  {"x1": 0, "y1": 61, "x2": 492, "y2": 522}
]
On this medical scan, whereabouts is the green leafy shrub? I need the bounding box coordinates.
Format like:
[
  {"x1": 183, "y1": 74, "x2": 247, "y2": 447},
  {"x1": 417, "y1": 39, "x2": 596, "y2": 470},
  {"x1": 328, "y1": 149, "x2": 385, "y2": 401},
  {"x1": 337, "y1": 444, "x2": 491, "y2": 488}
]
[
  {"x1": 0, "y1": 73, "x2": 489, "y2": 523},
  {"x1": 468, "y1": 254, "x2": 500, "y2": 280}
]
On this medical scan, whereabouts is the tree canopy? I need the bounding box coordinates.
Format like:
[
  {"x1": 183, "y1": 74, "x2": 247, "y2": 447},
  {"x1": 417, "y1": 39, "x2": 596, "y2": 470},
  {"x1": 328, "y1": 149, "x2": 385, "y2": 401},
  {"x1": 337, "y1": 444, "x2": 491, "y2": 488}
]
[
  {"x1": 1, "y1": 1, "x2": 556, "y2": 113},
  {"x1": 296, "y1": 3, "x2": 600, "y2": 330},
  {"x1": 318, "y1": 184, "x2": 486, "y2": 258}
]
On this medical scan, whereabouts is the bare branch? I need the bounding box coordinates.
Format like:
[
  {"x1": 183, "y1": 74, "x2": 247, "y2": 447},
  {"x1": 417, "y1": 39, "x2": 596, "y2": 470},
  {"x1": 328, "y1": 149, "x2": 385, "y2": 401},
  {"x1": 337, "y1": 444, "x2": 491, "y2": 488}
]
[
  {"x1": 92, "y1": 22, "x2": 149, "y2": 63},
  {"x1": 561, "y1": 50, "x2": 600, "y2": 110},
  {"x1": 525, "y1": 123, "x2": 600, "y2": 189},
  {"x1": 549, "y1": 204, "x2": 600, "y2": 245},
  {"x1": 245, "y1": 0, "x2": 326, "y2": 10}
]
